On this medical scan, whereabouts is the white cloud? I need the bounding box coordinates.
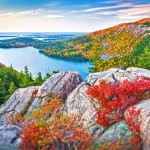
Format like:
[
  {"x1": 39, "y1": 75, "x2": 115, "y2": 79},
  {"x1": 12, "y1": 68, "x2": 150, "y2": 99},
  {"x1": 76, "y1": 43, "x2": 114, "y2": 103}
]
[
  {"x1": 90, "y1": 4, "x2": 150, "y2": 20},
  {"x1": 117, "y1": 15, "x2": 149, "y2": 20},
  {"x1": 101, "y1": 0, "x2": 122, "y2": 4},
  {"x1": 44, "y1": 14, "x2": 64, "y2": 18},
  {"x1": 83, "y1": 3, "x2": 132, "y2": 12},
  {"x1": 96, "y1": 11, "x2": 117, "y2": 15},
  {"x1": 0, "y1": 9, "x2": 44, "y2": 18},
  {"x1": 117, "y1": 4, "x2": 150, "y2": 19},
  {"x1": 0, "y1": 9, "x2": 60, "y2": 19},
  {"x1": 68, "y1": 10, "x2": 77, "y2": 13},
  {"x1": 45, "y1": 1, "x2": 62, "y2": 7},
  {"x1": 118, "y1": 4, "x2": 150, "y2": 16}
]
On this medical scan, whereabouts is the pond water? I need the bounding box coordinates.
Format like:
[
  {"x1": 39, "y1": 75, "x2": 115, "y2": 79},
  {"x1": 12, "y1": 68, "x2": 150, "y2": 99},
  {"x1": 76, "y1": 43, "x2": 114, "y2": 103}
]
[{"x1": 0, "y1": 47, "x2": 90, "y2": 80}]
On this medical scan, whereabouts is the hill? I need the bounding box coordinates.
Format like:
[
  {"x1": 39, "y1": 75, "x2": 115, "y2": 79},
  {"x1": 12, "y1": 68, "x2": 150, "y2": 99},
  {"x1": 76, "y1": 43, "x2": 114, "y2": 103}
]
[{"x1": 41, "y1": 18, "x2": 150, "y2": 71}]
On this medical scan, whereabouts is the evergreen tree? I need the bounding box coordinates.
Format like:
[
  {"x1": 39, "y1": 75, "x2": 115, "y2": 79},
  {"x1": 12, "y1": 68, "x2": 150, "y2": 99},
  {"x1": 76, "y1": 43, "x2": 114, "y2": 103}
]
[
  {"x1": 0, "y1": 79, "x2": 6, "y2": 104},
  {"x1": 44, "y1": 73, "x2": 51, "y2": 80},
  {"x1": 20, "y1": 66, "x2": 33, "y2": 87},
  {"x1": 34, "y1": 72, "x2": 43, "y2": 85},
  {"x1": 24, "y1": 66, "x2": 29, "y2": 76},
  {"x1": 7, "y1": 82, "x2": 17, "y2": 100},
  {"x1": 138, "y1": 47, "x2": 150, "y2": 70}
]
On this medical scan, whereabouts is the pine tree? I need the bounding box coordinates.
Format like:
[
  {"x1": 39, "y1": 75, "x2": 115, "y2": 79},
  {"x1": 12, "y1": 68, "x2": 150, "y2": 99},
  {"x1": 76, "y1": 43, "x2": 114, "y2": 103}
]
[
  {"x1": 8, "y1": 82, "x2": 17, "y2": 96},
  {"x1": 0, "y1": 79, "x2": 6, "y2": 103},
  {"x1": 24, "y1": 66, "x2": 29, "y2": 76},
  {"x1": 138, "y1": 47, "x2": 150, "y2": 70},
  {"x1": 34, "y1": 72, "x2": 43, "y2": 85},
  {"x1": 20, "y1": 66, "x2": 33, "y2": 87}
]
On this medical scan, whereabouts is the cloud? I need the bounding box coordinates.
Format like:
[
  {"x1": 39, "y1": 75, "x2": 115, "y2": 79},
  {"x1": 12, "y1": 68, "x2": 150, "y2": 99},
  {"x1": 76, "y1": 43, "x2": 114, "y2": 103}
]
[
  {"x1": 88, "y1": 3, "x2": 150, "y2": 20},
  {"x1": 44, "y1": 14, "x2": 64, "y2": 19},
  {"x1": 45, "y1": 1, "x2": 62, "y2": 7},
  {"x1": 96, "y1": 11, "x2": 117, "y2": 15},
  {"x1": 68, "y1": 10, "x2": 77, "y2": 14},
  {"x1": 117, "y1": 4, "x2": 150, "y2": 19},
  {"x1": 89, "y1": 16, "x2": 101, "y2": 20},
  {"x1": 17, "y1": 9, "x2": 45, "y2": 16},
  {"x1": 0, "y1": 9, "x2": 44, "y2": 18},
  {"x1": 83, "y1": 3, "x2": 133, "y2": 12},
  {"x1": 98, "y1": 0, "x2": 122, "y2": 4},
  {"x1": 117, "y1": 15, "x2": 149, "y2": 20},
  {"x1": 0, "y1": 9, "x2": 60, "y2": 19}
]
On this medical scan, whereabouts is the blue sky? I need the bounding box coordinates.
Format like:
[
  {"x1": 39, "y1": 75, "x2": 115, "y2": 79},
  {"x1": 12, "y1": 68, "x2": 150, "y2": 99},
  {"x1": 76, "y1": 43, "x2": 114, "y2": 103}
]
[{"x1": 0, "y1": 0, "x2": 149, "y2": 32}]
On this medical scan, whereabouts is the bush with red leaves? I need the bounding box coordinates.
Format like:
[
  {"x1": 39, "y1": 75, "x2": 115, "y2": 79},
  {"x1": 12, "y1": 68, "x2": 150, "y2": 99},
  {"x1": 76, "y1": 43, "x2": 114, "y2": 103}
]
[{"x1": 87, "y1": 77, "x2": 150, "y2": 128}]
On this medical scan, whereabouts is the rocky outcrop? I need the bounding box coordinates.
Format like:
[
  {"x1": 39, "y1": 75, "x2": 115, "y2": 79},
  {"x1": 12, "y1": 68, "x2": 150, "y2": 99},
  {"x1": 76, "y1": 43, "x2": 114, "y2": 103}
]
[
  {"x1": 38, "y1": 71, "x2": 82, "y2": 104},
  {"x1": 0, "y1": 71, "x2": 82, "y2": 126},
  {"x1": 0, "y1": 125, "x2": 21, "y2": 150},
  {"x1": 86, "y1": 67, "x2": 150, "y2": 86},
  {"x1": 26, "y1": 71, "x2": 82, "y2": 115},
  {"x1": 125, "y1": 99, "x2": 150, "y2": 150},
  {"x1": 98, "y1": 121, "x2": 132, "y2": 143},
  {"x1": 0, "y1": 86, "x2": 39, "y2": 126},
  {"x1": 63, "y1": 67, "x2": 150, "y2": 127},
  {"x1": 126, "y1": 67, "x2": 150, "y2": 78},
  {"x1": 94, "y1": 121, "x2": 142, "y2": 149},
  {"x1": 63, "y1": 83, "x2": 98, "y2": 126},
  {"x1": 0, "y1": 67, "x2": 150, "y2": 149}
]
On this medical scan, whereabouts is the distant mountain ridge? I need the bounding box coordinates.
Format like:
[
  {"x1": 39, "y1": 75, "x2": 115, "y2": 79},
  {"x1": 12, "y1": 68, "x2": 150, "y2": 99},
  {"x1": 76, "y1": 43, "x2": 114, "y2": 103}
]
[
  {"x1": 41, "y1": 18, "x2": 150, "y2": 71},
  {"x1": 87, "y1": 18, "x2": 150, "y2": 37}
]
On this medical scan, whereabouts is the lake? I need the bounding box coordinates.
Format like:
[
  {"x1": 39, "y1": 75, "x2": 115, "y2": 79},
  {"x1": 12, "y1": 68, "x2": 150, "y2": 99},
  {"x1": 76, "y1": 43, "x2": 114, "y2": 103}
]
[{"x1": 0, "y1": 47, "x2": 90, "y2": 80}]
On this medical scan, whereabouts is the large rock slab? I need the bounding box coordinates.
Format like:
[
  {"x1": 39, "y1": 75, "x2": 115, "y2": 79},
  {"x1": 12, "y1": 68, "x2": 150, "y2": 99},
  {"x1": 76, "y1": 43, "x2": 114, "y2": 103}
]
[
  {"x1": 99, "y1": 121, "x2": 132, "y2": 143},
  {"x1": 38, "y1": 71, "x2": 82, "y2": 103},
  {"x1": 125, "y1": 99, "x2": 150, "y2": 150},
  {"x1": 63, "y1": 83, "x2": 98, "y2": 126},
  {"x1": 86, "y1": 68, "x2": 119, "y2": 86},
  {"x1": 126, "y1": 67, "x2": 150, "y2": 78},
  {"x1": 0, "y1": 86, "x2": 39, "y2": 126},
  {"x1": 86, "y1": 67, "x2": 150, "y2": 86},
  {"x1": 94, "y1": 121, "x2": 141, "y2": 150},
  {"x1": 0, "y1": 71, "x2": 82, "y2": 126},
  {"x1": 64, "y1": 67, "x2": 150, "y2": 127},
  {"x1": 0, "y1": 125, "x2": 22, "y2": 150}
]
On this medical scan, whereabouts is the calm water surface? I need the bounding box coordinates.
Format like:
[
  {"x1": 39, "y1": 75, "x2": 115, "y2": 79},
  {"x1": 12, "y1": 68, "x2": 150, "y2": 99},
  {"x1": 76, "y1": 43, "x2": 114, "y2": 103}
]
[{"x1": 0, "y1": 47, "x2": 90, "y2": 80}]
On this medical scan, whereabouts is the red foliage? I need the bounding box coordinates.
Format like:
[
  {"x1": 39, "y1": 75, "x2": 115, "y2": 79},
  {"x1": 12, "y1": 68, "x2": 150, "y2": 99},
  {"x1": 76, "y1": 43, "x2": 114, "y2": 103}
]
[
  {"x1": 19, "y1": 99, "x2": 94, "y2": 150},
  {"x1": 19, "y1": 114, "x2": 94, "y2": 150},
  {"x1": 126, "y1": 106, "x2": 141, "y2": 138},
  {"x1": 87, "y1": 77, "x2": 150, "y2": 128}
]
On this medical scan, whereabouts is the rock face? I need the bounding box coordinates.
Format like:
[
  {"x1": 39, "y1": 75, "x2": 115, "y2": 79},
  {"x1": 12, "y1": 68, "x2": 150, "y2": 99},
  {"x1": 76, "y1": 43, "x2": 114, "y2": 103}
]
[
  {"x1": 63, "y1": 67, "x2": 150, "y2": 127},
  {"x1": 38, "y1": 71, "x2": 82, "y2": 103},
  {"x1": 86, "y1": 67, "x2": 150, "y2": 86},
  {"x1": 0, "y1": 86, "x2": 39, "y2": 126},
  {"x1": 1, "y1": 67, "x2": 150, "y2": 149},
  {"x1": 63, "y1": 83, "x2": 98, "y2": 126},
  {"x1": 126, "y1": 67, "x2": 150, "y2": 78},
  {"x1": 0, "y1": 125, "x2": 21, "y2": 150},
  {"x1": 99, "y1": 121, "x2": 132, "y2": 143},
  {"x1": 125, "y1": 99, "x2": 150, "y2": 150},
  {"x1": 0, "y1": 71, "x2": 82, "y2": 126}
]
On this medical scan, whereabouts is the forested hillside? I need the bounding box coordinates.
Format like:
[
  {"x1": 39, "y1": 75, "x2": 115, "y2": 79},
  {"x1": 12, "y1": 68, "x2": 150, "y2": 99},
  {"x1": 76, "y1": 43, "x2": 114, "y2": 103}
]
[{"x1": 42, "y1": 18, "x2": 150, "y2": 70}]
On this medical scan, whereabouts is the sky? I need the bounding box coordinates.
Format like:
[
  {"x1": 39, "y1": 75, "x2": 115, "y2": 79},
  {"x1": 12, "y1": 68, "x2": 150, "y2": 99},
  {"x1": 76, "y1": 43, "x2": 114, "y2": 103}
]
[{"x1": 0, "y1": 0, "x2": 149, "y2": 32}]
